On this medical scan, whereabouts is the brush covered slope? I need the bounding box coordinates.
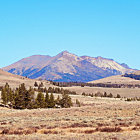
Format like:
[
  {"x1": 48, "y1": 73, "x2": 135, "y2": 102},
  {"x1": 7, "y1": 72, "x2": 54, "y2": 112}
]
[{"x1": 3, "y1": 51, "x2": 135, "y2": 82}]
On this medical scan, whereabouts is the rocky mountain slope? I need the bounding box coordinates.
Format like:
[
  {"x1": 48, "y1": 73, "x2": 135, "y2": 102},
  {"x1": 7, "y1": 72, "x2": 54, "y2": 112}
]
[{"x1": 3, "y1": 51, "x2": 135, "y2": 82}]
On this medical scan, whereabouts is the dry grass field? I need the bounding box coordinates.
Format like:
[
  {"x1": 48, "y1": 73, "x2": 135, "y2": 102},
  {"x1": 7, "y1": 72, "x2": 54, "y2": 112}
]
[
  {"x1": 64, "y1": 86, "x2": 140, "y2": 98},
  {"x1": 0, "y1": 94, "x2": 140, "y2": 140}
]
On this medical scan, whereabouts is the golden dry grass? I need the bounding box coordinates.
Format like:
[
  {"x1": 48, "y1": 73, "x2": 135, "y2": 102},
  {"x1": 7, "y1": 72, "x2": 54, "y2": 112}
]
[
  {"x1": 64, "y1": 86, "x2": 140, "y2": 98},
  {"x1": 0, "y1": 95, "x2": 140, "y2": 140}
]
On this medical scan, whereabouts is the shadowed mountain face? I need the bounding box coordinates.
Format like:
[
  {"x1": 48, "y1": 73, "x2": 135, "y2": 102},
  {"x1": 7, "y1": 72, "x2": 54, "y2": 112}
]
[{"x1": 2, "y1": 51, "x2": 135, "y2": 82}]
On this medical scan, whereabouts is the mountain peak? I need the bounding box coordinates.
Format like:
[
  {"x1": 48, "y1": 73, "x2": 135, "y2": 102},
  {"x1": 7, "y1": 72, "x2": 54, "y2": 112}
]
[
  {"x1": 61, "y1": 50, "x2": 69, "y2": 53},
  {"x1": 120, "y1": 63, "x2": 130, "y2": 69},
  {"x1": 57, "y1": 50, "x2": 71, "y2": 56},
  {"x1": 57, "y1": 51, "x2": 79, "y2": 58},
  {"x1": 60, "y1": 50, "x2": 70, "y2": 55},
  {"x1": 96, "y1": 56, "x2": 103, "y2": 59}
]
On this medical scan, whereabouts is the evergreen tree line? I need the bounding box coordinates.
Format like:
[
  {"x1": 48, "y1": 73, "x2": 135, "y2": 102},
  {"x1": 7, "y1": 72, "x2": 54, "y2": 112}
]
[
  {"x1": 34, "y1": 82, "x2": 77, "y2": 95},
  {"x1": 124, "y1": 73, "x2": 140, "y2": 80},
  {"x1": 1, "y1": 83, "x2": 74, "y2": 109},
  {"x1": 125, "y1": 97, "x2": 140, "y2": 102},
  {"x1": 52, "y1": 81, "x2": 140, "y2": 88},
  {"x1": 81, "y1": 91, "x2": 140, "y2": 102},
  {"x1": 82, "y1": 91, "x2": 121, "y2": 98}
]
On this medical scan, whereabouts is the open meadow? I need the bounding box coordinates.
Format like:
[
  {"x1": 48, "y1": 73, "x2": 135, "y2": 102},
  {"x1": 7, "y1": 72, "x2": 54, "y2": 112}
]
[
  {"x1": 1, "y1": 94, "x2": 140, "y2": 140},
  {"x1": 64, "y1": 86, "x2": 140, "y2": 98}
]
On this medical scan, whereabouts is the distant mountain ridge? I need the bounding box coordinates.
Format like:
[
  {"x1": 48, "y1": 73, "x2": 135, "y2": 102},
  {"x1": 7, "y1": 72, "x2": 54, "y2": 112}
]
[{"x1": 2, "y1": 51, "x2": 135, "y2": 82}]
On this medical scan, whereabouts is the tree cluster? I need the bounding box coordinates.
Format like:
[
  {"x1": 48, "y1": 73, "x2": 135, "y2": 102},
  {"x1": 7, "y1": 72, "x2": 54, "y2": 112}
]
[
  {"x1": 124, "y1": 73, "x2": 140, "y2": 80},
  {"x1": 82, "y1": 91, "x2": 121, "y2": 99},
  {"x1": 1, "y1": 83, "x2": 73, "y2": 109},
  {"x1": 34, "y1": 82, "x2": 77, "y2": 95},
  {"x1": 125, "y1": 97, "x2": 140, "y2": 102}
]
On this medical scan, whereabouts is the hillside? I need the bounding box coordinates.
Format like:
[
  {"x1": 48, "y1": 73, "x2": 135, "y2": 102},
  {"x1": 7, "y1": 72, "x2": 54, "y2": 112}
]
[
  {"x1": 123, "y1": 70, "x2": 140, "y2": 80},
  {"x1": 3, "y1": 51, "x2": 135, "y2": 82},
  {"x1": 89, "y1": 75, "x2": 140, "y2": 85},
  {"x1": 0, "y1": 69, "x2": 51, "y2": 88},
  {"x1": 134, "y1": 70, "x2": 140, "y2": 75}
]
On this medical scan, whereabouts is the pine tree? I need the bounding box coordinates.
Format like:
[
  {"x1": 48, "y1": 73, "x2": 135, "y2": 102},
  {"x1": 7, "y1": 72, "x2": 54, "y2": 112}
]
[
  {"x1": 28, "y1": 87, "x2": 35, "y2": 101},
  {"x1": 5, "y1": 83, "x2": 9, "y2": 89},
  {"x1": 45, "y1": 91, "x2": 49, "y2": 107},
  {"x1": 44, "y1": 87, "x2": 47, "y2": 92},
  {"x1": 1, "y1": 88, "x2": 8, "y2": 105},
  {"x1": 116, "y1": 94, "x2": 121, "y2": 98},
  {"x1": 1, "y1": 83, "x2": 14, "y2": 106},
  {"x1": 36, "y1": 92, "x2": 45, "y2": 108},
  {"x1": 54, "y1": 88, "x2": 59, "y2": 93},
  {"x1": 48, "y1": 93, "x2": 55, "y2": 108},
  {"x1": 39, "y1": 82, "x2": 44, "y2": 87},
  {"x1": 24, "y1": 90, "x2": 32, "y2": 108},
  {"x1": 8, "y1": 88, "x2": 14, "y2": 106},
  {"x1": 60, "y1": 93, "x2": 73, "y2": 108},
  {"x1": 14, "y1": 89, "x2": 23, "y2": 109},
  {"x1": 82, "y1": 92, "x2": 86, "y2": 96},
  {"x1": 14, "y1": 83, "x2": 27, "y2": 109},
  {"x1": 48, "y1": 87, "x2": 53, "y2": 93},
  {"x1": 34, "y1": 82, "x2": 38, "y2": 87},
  {"x1": 108, "y1": 93, "x2": 113, "y2": 98},
  {"x1": 104, "y1": 92, "x2": 107, "y2": 97}
]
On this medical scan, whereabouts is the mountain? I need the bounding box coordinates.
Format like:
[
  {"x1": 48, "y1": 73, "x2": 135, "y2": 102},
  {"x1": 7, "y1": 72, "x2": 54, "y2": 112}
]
[
  {"x1": 80, "y1": 56, "x2": 132, "y2": 74},
  {"x1": 2, "y1": 51, "x2": 135, "y2": 82},
  {"x1": 120, "y1": 63, "x2": 130, "y2": 69}
]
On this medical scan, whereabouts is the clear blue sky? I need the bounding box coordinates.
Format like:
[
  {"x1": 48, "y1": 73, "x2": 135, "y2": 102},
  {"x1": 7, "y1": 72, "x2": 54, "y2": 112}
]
[{"x1": 0, "y1": 0, "x2": 140, "y2": 69}]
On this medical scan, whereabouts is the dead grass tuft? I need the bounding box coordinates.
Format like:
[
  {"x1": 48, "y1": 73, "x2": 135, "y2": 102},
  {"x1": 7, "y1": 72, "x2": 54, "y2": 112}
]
[
  {"x1": 1, "y1": 128, "x2": 38, "y2": 135},
  {"x1": 96, "y1": 127, "x2": 122, "y2": 132},
  {"x1": 132, "y1": 126, "x2": 140, "y2": 131},
  {"x1": 69, "y1": 123, "x2": 91, "y2": 128},
  {"x1": 43, "y1": 129, "x2": 59, "y2": 134},
  {"x1": 84, "y1": 129, "x2": 95, "y2": 134},
  {"x1": 1, "y1": 129, "x2": 10, "y2": 134}
]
